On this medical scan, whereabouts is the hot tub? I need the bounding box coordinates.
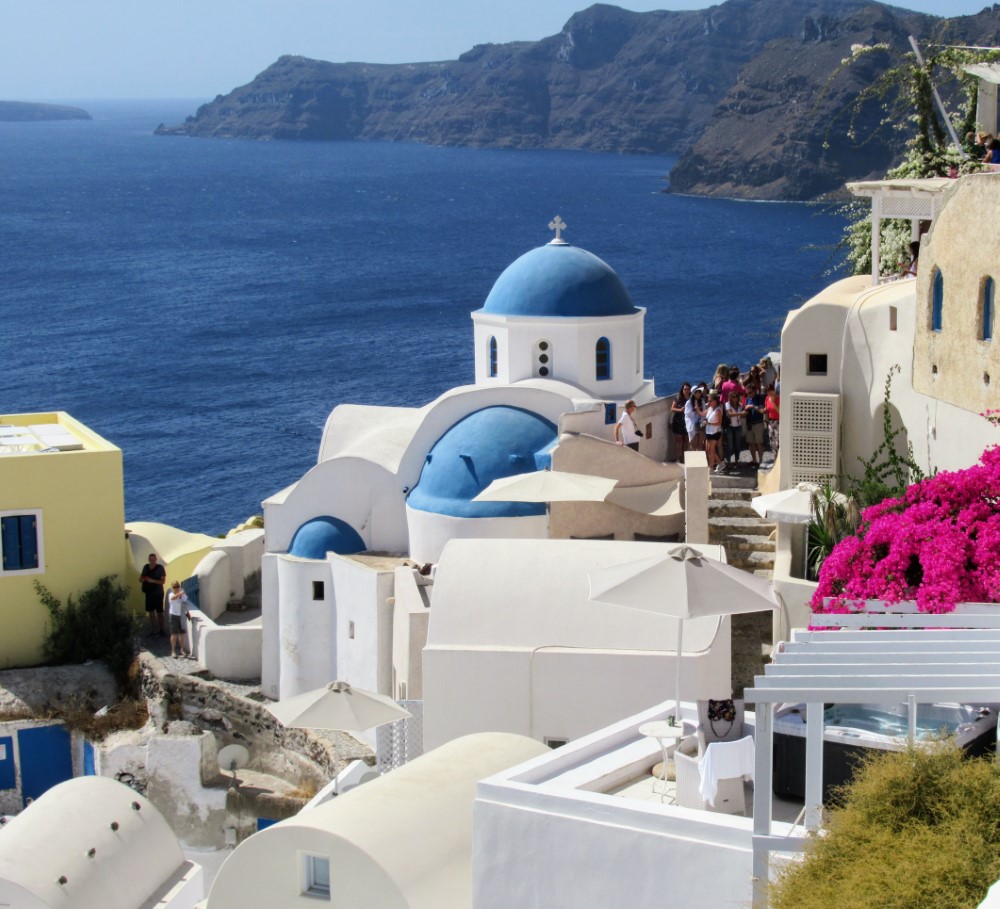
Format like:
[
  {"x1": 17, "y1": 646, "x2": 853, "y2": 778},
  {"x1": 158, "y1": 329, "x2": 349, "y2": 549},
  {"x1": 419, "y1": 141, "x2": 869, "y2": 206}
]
[{"x1": 772, "y1": 702, "x2": 996, "y2": 801}]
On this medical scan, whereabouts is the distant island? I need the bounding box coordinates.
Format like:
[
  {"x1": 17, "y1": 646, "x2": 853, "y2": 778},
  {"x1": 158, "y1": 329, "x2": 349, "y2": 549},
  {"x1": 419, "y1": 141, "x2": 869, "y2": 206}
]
[
  {"x1": 154, "y1": 0, "x2": 1000, "y2": 201},
  {"x1": 0, "y1": 101, "x2": 91, "y2": 122}
]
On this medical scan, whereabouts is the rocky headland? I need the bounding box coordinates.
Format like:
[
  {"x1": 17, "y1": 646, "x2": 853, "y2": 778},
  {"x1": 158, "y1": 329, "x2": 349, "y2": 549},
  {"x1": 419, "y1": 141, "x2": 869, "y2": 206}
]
[
  {"x1": 0, "y1": 101, "x2": 91, "y2": 122},
  {"x1": 155, "y1": 0, "x2": 1000, "y2": 201}
]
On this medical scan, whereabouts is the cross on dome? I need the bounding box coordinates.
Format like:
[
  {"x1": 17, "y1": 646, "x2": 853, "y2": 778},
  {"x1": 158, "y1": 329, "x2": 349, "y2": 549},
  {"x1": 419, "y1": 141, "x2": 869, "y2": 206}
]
[{"x1": 548, "y1": 215, "x2": 569, "y2": 245}]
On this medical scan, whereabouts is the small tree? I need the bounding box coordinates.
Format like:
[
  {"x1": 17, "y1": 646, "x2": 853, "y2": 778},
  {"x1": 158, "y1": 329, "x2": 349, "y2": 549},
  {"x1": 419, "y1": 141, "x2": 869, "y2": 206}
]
[
  {"x1": 772, "y1": 745, "x2": 1000, "y2": 909},
  {"x1": 36, "y1": 576, "x2": 140, "y2": 689}
]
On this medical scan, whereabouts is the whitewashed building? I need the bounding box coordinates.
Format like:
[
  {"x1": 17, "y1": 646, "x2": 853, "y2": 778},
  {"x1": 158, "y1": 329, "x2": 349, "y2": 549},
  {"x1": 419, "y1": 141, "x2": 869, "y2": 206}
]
[{"x1": 261, "y1": 227, "x2": 676, "y2": 702}]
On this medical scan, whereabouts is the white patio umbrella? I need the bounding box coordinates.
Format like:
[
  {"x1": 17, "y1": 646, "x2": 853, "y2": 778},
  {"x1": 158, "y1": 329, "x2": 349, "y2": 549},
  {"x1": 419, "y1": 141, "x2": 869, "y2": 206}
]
[
  {"x1": 588, "y1": 545, "x2": 779, "y2": 724},
  {"x1": 472, "y1": 469, "x2": 617, "y2": 503},
  {"x1": 751, "y1": 482, "x2": 847, "y2": 524},
  {"x1": 267, "y1": 680, "x2": 412, "y2": 792}
]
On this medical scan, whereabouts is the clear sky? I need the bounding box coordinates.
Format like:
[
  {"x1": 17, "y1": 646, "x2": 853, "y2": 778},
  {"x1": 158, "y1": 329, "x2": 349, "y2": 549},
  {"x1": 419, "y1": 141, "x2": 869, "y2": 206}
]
[{"x1": 3, "y1": 0, "x2": 993, "y2": 101}]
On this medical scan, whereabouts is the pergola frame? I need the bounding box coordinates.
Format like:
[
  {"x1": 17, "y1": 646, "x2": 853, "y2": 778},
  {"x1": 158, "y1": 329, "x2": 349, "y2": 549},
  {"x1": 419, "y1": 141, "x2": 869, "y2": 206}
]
[
  {"x1": 846, "y1": 178, "x2": 955, "y2": 286},
  {"x1": 745, "y1": 602, "x2": 1000, "y2": 907}
]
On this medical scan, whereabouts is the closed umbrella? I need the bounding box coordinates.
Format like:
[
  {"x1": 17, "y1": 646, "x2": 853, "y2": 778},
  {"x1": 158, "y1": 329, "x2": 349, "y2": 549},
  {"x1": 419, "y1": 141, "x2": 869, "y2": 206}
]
[
  {"x1": 588, "y1": 545, "x2": 779, "y2": 724},
  {"x1": 267, "y1": 680, "x2": 412, "y2": 792},
  {"x1": 751, "y1": 482, "x2": 846, "y2": 525},
  {"x1": 472, "y1": 469, "x2": 617, "y2": 503}
]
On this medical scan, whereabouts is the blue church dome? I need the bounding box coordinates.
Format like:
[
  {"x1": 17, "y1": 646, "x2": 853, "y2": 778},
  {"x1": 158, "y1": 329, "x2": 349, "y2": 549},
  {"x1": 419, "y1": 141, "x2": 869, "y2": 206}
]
[
  {"x1": 289, "y1": 516, "x2": 365, "y2": 558},
  {"x1": 479, "y1": 243, "x2": 637, "y2": 318},
  {"x1": 407, "y1": 406, "x2": 557, "y2": 518}
]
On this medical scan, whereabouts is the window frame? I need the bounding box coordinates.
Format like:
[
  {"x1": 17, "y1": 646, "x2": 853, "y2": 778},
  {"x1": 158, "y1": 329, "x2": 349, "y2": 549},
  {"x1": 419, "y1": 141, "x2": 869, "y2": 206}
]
[
  {"x1": 931, "y1": 269, "x2": 944, "y2": 332},
  {"x1": 806, "y1": 353, "x2": 828, "y2": 377},
  {"x1": 595, "y1": 336, "x2": 612, "y2": 381},
  {"x1": 982, "y1": 276, "x2": 995, "y2": 342},
  {"x1": 0, "y1": 510, "x2": 43, "y2": 576},
  {"x1": 302, "y1": 853, "x2": 331, "y2": 900},
  {"x1": 488, "y1": 336, "x2": 498, "y2": 377}
]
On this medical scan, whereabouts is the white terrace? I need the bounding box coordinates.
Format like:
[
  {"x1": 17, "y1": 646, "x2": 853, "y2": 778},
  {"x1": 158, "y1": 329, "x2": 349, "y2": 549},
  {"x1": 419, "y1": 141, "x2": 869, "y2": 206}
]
[{"x1": 473, "y1": 603, "x2": 1000, "y2": 909}]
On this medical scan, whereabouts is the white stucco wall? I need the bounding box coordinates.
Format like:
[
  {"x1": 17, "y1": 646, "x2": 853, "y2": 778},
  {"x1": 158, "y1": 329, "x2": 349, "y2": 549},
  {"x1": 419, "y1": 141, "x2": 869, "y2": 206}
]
[
  {"x1": 780, "y1": 258, "x2": 997, "y2": 491},
  {"x1": 422, "y1": 539, "x2": 731, "y2": 750},
  {"x1": 276, "y1": 555, "x2": 336, "y2": 699},
  {"x1": 472, "y1": 310, "x2": 647, "y2": 399},
  {"x1": 406, "y1": 506, "x2": 548, "y2": 566},
  {"x1": 269, "y1": 553, "x2": 399, "y2": 701},
  {"x1": 391, "y1": 567, "x2": 431, "y2": 701},
  {"x1": 261, "y1": 553, "x2": 282, "y2": 699},
  {"x1": 145, "y1": 731, "x2": 228, "y2": 850},
  {"x1": 473, "y1": 707, "x2": 760, "y2": 909},
  {"x1": 328, "y1": 555, "x2": 395, "y2": 697}
]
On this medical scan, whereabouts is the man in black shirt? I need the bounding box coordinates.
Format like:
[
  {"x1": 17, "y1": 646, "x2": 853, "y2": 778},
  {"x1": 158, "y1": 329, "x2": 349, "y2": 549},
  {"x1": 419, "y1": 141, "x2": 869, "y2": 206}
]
[{"x1": 140, "y1": 553, "x2": 166, "y2": 635}]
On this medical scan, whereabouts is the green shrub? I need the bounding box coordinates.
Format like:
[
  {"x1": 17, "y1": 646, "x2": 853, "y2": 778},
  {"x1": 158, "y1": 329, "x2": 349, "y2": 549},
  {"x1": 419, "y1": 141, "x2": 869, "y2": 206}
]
[
  {"x1": 36, "y1": 576, "x2": 140, "y2": 690},
  {"x1": 772, "y1": 745, "x2": 1000, "y2": 909}
]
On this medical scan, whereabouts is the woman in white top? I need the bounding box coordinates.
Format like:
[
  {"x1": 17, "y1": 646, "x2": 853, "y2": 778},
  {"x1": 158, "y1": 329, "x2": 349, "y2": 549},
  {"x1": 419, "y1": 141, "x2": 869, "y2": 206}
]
[
  {"x1": 704, "y1": 392, "x2": 724, "y2": 471},
  {"x1": 167, "y1": 581, "x2": 193, "y2": 659},
  {"x1": 685, "y1": 386, "x2": 707, "y2": 451},
  {"x1": 615, "y1": 400, "x2": 643, "y2": 451}
]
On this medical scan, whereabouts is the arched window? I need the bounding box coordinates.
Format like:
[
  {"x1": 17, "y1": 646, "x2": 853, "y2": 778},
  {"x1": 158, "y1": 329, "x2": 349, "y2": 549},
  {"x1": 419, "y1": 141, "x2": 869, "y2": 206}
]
[
  {"x1": 595, "y1": 337, "x2": 611, "y2": 381},
  {"x1": 489, "y1": 336, "x2": 498, "y2": 377},
  {"x1": 931, "y1": 269, "x2": 944, "y2": 333},
  {"x1": 983, "y1": 277, "x2": 995, "y2": 342}
]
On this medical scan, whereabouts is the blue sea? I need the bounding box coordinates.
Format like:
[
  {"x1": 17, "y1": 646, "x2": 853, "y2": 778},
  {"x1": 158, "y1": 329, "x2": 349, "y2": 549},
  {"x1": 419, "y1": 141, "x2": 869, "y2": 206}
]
[{"x1": 0, "y1": 100, "x2": 846, "y2": 533}]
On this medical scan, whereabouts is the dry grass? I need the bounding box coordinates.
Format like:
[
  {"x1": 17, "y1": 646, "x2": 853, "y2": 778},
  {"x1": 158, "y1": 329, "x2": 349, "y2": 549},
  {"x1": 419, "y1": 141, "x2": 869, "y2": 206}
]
[
  {"x1": 57, "y1": 698, "x2": 149, "y2": 740},
  {"x1": 772, "y1": 744, "x2": 1000, "y2": 909}
]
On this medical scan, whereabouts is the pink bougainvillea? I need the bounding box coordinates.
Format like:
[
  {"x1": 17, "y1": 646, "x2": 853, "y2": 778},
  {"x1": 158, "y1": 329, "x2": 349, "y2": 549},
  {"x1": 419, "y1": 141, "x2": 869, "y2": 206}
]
[{"x1": 811, "y1": 446, "x2": 1000, "y2": 615}]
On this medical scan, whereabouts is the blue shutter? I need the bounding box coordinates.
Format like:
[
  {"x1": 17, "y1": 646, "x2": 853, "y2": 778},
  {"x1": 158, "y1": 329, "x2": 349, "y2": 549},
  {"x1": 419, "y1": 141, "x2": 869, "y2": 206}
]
[
  {"x1": 19, "y1": 516, "x2": 38, "y2": 569},
  {"x1": 1, "y1": 517, "x2": 17, "y2": 570}
]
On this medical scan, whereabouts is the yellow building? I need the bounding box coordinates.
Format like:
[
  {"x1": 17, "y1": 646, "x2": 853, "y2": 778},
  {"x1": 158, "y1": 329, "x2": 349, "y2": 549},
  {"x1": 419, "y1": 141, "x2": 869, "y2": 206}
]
[{"x1": 0, "y1": 412, "x2": 127, "y2": 668}]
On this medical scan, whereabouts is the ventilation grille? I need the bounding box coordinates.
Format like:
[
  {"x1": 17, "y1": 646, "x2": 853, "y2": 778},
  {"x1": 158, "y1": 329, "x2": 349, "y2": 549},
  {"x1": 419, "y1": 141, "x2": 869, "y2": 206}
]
[{"x1": 789, "y1": 392, "x2": 840, "y2": 485}]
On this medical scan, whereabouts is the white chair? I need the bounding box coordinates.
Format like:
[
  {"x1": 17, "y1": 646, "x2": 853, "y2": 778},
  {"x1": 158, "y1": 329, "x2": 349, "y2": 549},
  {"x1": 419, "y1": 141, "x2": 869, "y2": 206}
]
[{"x1": 674, "y1": 736, "x2": 748, "y2": 814}]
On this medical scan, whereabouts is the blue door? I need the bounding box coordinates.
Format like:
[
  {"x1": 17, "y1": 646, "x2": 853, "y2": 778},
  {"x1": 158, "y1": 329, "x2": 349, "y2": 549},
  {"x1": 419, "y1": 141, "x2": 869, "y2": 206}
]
[
  {"x1": 17, "y1": 725, "x2": 73, "y2": 806},
  {"x1": 0, "y1": 736, "x2": 14, "y2": 790}
]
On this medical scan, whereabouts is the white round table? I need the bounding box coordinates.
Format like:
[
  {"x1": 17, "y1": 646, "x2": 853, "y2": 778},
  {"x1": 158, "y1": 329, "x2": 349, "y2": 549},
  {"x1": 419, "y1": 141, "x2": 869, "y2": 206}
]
[{"x1": 639, "y1": 721, "x2": 684, "y2": 800}]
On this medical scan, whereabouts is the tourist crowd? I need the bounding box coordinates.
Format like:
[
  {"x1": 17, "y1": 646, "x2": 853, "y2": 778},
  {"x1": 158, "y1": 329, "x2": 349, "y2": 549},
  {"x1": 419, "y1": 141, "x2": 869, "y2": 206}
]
[{"x1": 669, "y1": 357, "x2": 780, "y2": 473}]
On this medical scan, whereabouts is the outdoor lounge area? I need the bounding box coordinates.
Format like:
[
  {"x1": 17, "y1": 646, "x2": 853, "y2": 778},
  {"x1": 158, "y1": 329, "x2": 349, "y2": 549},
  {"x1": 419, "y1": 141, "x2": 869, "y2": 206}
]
[
  {"x1": 471, "y1": 699, "x2": 803, "y2": 909},
  {"x1": 745, "y1": 602, "x2": 1000, "y2": 907}
]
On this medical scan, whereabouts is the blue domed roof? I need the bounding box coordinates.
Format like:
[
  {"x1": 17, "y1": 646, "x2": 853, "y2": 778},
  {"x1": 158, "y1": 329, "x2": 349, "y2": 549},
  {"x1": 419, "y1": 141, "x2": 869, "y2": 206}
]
[
  {"x1": 289, "y1": 516, "x2": 365, "y2": 559},
  {"x1": 407, "y1": 406, "x2": 557, "y2": 519},
  {"x1": 480, "y1": 243, "x2": 637, "y2": 318}
]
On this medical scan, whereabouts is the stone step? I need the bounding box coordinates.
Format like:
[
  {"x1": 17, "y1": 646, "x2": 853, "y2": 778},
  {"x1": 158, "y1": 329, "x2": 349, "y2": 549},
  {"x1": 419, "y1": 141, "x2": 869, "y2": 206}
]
[
  {"x1": 723, "y1": 533, "x2": 775, "y2": 553},
  {"x1": 708, "y1": 498, "x2": 760, "y2": 519},
  {"x1": 709, "y1": 516, "x2": 776, "y2": 537},
  {"x1": 753, "y1": 569, "x2": 774, "y2": 580},
  {"x1": 710, "y1": 473, "x2": 759, "y2": 490},
  {"x1": 709, "y1": 487, "x2": 756, "y2": 503},
  {"x1": 726, "y1": 550, "x2": 775, "y2": 571}
]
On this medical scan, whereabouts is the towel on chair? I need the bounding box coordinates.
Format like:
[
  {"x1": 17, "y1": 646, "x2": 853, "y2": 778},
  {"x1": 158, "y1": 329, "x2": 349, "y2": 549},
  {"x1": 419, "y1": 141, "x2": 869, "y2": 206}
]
[{"x1": 698, "y1": 735, "x2": 755, "y2": 806}]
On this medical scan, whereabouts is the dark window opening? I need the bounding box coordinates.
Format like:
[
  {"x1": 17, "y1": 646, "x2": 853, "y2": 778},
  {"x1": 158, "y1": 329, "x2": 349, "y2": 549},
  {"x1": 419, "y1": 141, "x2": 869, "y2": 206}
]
[
  {"x1": 312, "y1": 581, "x2": 325, "y2": 601},
  {"x1": 932, "y1": 269, "x2": 944, "y2": 332},
  {"x1": 807, "y1": 353, "x2": 828, "y2": 376},
  {"x1": 983, "y1": 277, "x2": 994, "y2": 341},
  {"x1": 595, "y1": 337, "x2": 611, "y2": 380}
]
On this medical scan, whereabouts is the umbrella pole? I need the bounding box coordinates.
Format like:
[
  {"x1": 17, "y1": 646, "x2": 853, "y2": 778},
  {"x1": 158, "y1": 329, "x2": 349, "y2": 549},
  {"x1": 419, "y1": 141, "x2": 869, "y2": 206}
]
[{"x1": 672, "y1": 617, "x2": 684, "y2": 727}]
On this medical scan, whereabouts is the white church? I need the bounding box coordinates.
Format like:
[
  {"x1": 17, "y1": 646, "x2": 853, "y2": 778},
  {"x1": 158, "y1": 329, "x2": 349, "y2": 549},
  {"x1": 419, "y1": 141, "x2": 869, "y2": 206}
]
[{"x1": 258, "y1": 220, "x2": 726, "y2": 746}]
